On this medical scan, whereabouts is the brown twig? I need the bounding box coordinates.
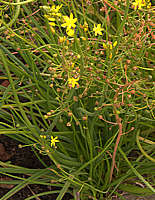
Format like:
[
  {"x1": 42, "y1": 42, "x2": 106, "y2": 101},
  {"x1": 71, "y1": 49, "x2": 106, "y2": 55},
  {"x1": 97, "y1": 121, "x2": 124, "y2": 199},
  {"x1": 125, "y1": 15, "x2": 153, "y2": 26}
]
[
  {"x1": 110, "y1": 103, "x2": 122, "y2": 181},
  {"x1": 27, "y1": 185, "x2": 41, "y2": 200},
  {"x1": 103, "y1": 0, "x2": 124, "y2": 15}
]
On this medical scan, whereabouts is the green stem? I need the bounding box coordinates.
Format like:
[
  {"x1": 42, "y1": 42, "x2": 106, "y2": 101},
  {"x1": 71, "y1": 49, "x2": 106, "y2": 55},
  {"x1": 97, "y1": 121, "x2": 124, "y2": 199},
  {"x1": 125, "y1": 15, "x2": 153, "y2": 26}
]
[
  {"x1": 118, "y1": 146, "x2": 155, "y2": 193},
  {"x1": 136, "y1": 129, "x2": 155, "y2": 163},
  {"x1": 0, "y1": 0, "x2": 36, "y2": 5},
  {"x1": 0, "y1": 0, "x2": 20, "y2": 31},
  {"x1": 76, "y1": 130, "x2": 118, "y2": 174},
  {"x1": 0, "y1": 49, "x2": 32, "y2": 127}
]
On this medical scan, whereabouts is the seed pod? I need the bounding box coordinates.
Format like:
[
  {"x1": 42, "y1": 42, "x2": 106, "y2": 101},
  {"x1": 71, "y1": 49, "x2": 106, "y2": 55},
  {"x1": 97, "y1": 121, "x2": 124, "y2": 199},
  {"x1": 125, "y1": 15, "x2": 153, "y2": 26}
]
[
  {"x1": 68, "y1": 112, "x2": 73, "y2": 117},
  {"x1": 82, "y1": 116, "x2": 87, "y2": 121}
]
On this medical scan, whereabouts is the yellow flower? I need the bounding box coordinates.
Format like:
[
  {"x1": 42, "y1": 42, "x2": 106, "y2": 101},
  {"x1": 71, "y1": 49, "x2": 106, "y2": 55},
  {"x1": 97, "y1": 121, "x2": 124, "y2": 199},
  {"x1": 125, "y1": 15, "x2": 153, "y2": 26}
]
[
  {"x1": 41, "y1": 6, "x2": 51, "y2": 12},
  {"x1": 113, "y1": 41, "x2": 117, "y2": 47},
  {"x1": 68, "y1": 77, "x2": 79, "y2": 88},
  {"x1": 47, "y1": 17, "x2": 55, "y2": 21},
  {"x1": 51, "y1": 4, "x2": 62, "y2": 16},
  {"x1": 147, "y1": 2, "x2": 151, "y2": 8},
  {"x1": 50, "y1": 27, "x2": 55, "y2": 33},
  {"x1": 44, "y1": 115, "x2": 49, "y2": 119},
  {"x1": 48, "y1": 17, "x2": 56, "y2": 26},
  {"x1": 66, "y1": 28, "x2": 75, "y2": 37},
  {"x1": 132, "y1": 0, "x2": 146, "y2": 10},
  {"x1": 109, "y1": 44, "x2": 113, "y2": 50},
  {"x1": 93, "y1": 24, "x2": 103, "y2": 36},
  {"x1": 40, "y1": 135, "x2": 47, "y2": 139},
  {"x1": 61, "y1": 13, "x2": 77, "y2": 30},
  {"x1": 81, "y1": 36, "x2": 86, "y2": 41},
  {"x1": 77, "y1": 54, "x2": 81, "y2": 59},
  {"x1": 103, "y1": 42, "x2": 107, "y2": 49},
  {"x1": 83, "y1": 21, "x2": 88, "y2": 32},
  {"x1": 109, "y1": 53, "x2": 112, "y2": 59},
  {"x1": 59, "y1": 36, "x2": 66, "y2": 43},
  {"x1": 51, "y1": 136, "x2": 59, "y2": 147},
  {"x1": 70, "y1": 63, "x2": 75, "y2": 69}
]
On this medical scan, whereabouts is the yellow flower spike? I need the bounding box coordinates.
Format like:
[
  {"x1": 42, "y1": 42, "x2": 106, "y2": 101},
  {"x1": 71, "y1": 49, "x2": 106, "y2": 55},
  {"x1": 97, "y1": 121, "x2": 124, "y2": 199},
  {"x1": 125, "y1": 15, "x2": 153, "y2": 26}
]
[
  {"x1": 68, "y1": 77, "x2": 79, "y2": 88},
  {"x1": 132, "y1": 0, "x2": 146, "y2": 10},
  {"x1": 51, "y1": 4, "x2": 62, "y2": 16},
  {"x1": 52, "y1": 4, "x2": 62, "y2": 12},
  {"x1": 93, "y1": 24, "x2": 103, "y2": 36},
  {"x1": 51, "y1": 136, "x2": 59, "y2": 148},
  {"x1": 113, "y1": 41, "x2": 117, "y2": 47}
]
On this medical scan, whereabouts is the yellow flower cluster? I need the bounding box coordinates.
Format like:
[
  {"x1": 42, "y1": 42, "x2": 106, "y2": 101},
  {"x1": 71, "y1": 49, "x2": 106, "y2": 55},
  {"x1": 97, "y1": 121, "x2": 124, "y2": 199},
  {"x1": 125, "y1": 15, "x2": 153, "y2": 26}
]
[
  {"x1": 43, "y1": 4, "x2": 77, "y2": 37},
  {"x1": 80, "y1": 22, "x2": 89, "y2": 32},
  {"x1": 43, "y1": 4, "x2": 105, "y2": 37},
  {"x1": 43, "y1": 1, "x2": 152, "y2": 38},
  {"x1": 132, "y1": 0, "x2": 151, "y2": 10},
  {"x1": 103, "y1": 41, "x2": 118, "y2": 59},
  {"x1": 43, "y1": 4, "x2": 63, "y2": 33},
  {"x1": 50, "y1": 4, "x2": 62, "y2": 16}
]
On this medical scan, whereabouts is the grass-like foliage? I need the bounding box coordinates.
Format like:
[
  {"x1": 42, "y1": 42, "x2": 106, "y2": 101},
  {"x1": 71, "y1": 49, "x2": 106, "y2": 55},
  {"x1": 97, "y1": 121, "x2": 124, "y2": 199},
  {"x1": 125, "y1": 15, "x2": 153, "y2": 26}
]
[{"x1": 0, "y1": 0, "x2": 155, "y2": 199}]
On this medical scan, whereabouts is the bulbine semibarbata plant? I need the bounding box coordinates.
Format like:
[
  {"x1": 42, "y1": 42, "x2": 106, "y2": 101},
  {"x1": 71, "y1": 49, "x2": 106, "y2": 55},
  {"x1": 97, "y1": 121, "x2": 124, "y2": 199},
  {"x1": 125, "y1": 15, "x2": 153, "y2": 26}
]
[{"x1": 0, "y1": 0, "x2": 154, "y2": 199}]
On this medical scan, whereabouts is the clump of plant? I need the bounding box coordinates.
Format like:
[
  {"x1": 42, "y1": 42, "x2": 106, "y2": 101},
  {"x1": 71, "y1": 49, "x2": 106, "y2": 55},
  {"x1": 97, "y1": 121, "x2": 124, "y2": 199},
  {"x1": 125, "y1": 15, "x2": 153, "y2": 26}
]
[{"x1": 0, "y1": 0, "x2": 154, "y2": 199}]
